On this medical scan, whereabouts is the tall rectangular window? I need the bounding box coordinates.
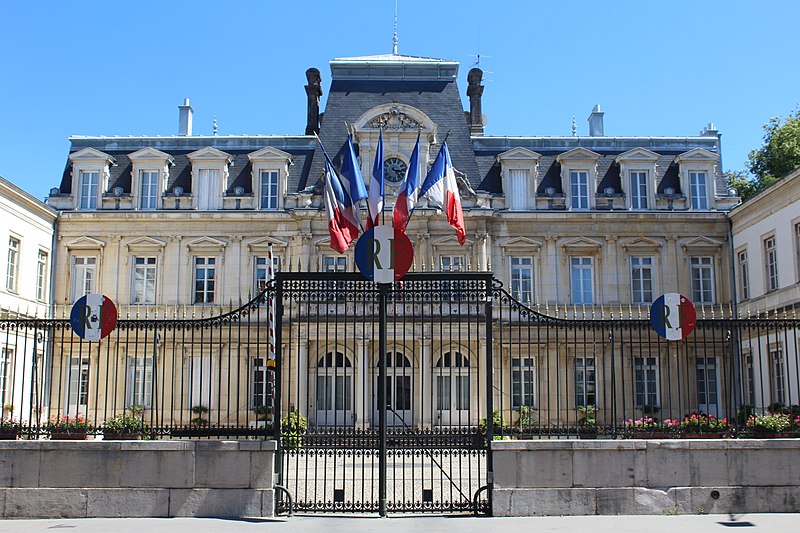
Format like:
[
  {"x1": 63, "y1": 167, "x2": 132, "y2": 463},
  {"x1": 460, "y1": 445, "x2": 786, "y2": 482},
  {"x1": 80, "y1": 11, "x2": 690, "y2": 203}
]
[
  {"x1": 36, "y1": 250, "x2": 48, "y2": 301},
  {"x1": 772, "y1": 347, "x2": 785, "y2": 406},
  {"x1": 139, "y1": 171, "x2": 159, "y2": 210},
  {"x1": 78, "y1": 171, "x2": 99, "y2": 210},
  {"x1": 570, "y1": 257, "x2": 594, "y2": 304},
  {"x1": 764, "y1": 235, "x2": 778, "y2": 291},
  {"x1": 570, "y1": 171, "x2": 589, "y2": 210},
  {"x1": 690, "y1": 171, "x2": 708, "y2": 209},
  {"x1": 323, "y1": 256, "x2": 346, "y2": 272},
  {"x1": 512, "y1": 357, "x2": 536, "y2": 408},
  {"x1": 630, "y1": 256, "x2": 653, "y2": 304},
  {"x1": 252, "y1": 357, "x2": 269, "y2": 408},
  {"x1": 132, "y1": 256, "x2": 157, "y2": 305},
  {"x1": 634, "y1": 357, "x2": 659, "y2": 408},
  {"x1": 744, "y1": 354, "x2": 755, "y2": 407},
  {"x1": 254, "y1": 256, "x2": 281, "y2": 293},
  {"x1": 795, "y1": 222, "x2": 800, "y2": 281},
  {"x1": 67, "y1": 357, "x2": 89, "y2": 409},
  {"x1": 0, "y1": 348, "x2": 11, "y2": 406},
  {"x1": 260, "y1": 170, "x2": 279, "y2": 210},
  {"x1": 509, "y1": 169, "x2": 529, "y2": 210},
  {"x1": 194, "y1": 257, "x2": 216, "y2": 304},
  {"x1": 696, "y1": 356, "x2": 718, "y2": 412},
  {"x1": 738, "y1": 250, "x2": 749, "y2": 300},
  {"x1": 71, "y1": 256, "x2": 96, "y2": 302},
  {"x1": 574, "y1": 357, "x2": 596, "y2": 407},
  {"x1": 126, "y1": 357, "x2": 153, "y2": 408},
  {"x1": 6, "y1": 237, "x2": 19, "y2": 293},
  {"x1": 510, "y1": 257, "x2": 533, "y2": 304},
  {"x1": 630, "y1": 171, "x2": 648, "y2": 209},
  {"x1": 690, "y1": 256, "x2": 715, "y2": 304}
]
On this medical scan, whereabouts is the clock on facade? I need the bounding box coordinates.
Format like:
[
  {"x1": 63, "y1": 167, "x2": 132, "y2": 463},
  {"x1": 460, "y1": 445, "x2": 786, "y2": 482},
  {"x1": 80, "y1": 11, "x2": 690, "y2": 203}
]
[{"x1": 383, "y1": 157, "x2": 408, "y2": 183}]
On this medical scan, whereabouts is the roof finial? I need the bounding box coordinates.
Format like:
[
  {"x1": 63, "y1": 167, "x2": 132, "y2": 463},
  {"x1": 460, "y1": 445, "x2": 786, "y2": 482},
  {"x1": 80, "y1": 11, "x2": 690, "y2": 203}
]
[
  {"x1": 392, "y1": 0, "x2": 398, "y2": 55},
  {"x1": 571, "y1": 116, "x2": 577, "y2": 136},
  {"x1": 213, "y1": 115, "x2": 218, "y2": 136}
]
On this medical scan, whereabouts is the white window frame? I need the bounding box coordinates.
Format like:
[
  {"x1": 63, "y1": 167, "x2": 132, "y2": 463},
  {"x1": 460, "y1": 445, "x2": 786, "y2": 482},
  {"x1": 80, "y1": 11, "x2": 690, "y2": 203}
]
[
  {"x1": 6, "y1": 236, "x2": 19, "y2": 293},
  {"x1": 634, "y1": 356, "x2": 659, "y2": 409},
  {"x1": 67, "y1": 357, "x2": 89, "y2": 413},
  {"x1": 193, "y1": 256, "x2": 216, "y2": 304},
  {"x1": 440, "y1": 255, "x2": 465, "y2": 272},
  {"x1": 36, "y1": 250, "x2": 48, "y2": 301},
  {"x1": 795, "y1": 221, "x2": 800, "y2": 282},
  {"x1": 126, "y1": 356, "x2": 153, "y2": 408},
  {"x1": 629, "y1": 171, "x2": 648, "y2": 210},
  {"x1": 508, "y1": 169, "x2": 530, "y2": 211},
  {"x1": 630, "y1": 256, "x2": 654, "y2": 304},
  {"x1": 570, "y1": 256, "x2": 594, "y2": 305},
  {"x1": 259, "y1": 170, "x2": 279, "y2": 210},
  {"x1": 315, "y1": 351, "x2": 353, "y2": 426},
  {"x1": 689, "y1": 171, "x2": 709, "y2": 210},
  {"x1": 690, "y1": 256, "x2": 715, "y2": 304},
  {"x1": 696, "y1": 356, "x2": 719, "y2": 415},
  {"x1": 0, "y1": 348, "x2": 11, "y2": 407},
  {"x1": 78, "y1": 171, "x2": 99, "y2": 210},
  {"x1": 139, "y1": 170, "x2": 159, "y2": 210},
  {"x1": 132, "y1": 256, "x2": 157, "y2": 305},
  {"x1": 737, "y1": 249, "x2": 749, "y2": 300},
  {"x1": 771, "y1": 347, "x2": 785, "y2": 406},
  {"x1": 251, "y1": 357, "x2": 269, "y2": 409},
  {"x1": 254, "y1": 255, "x2": 281, "y2": 293},
  {"x1": 510, "y1": 256, "x2": 534, "y2": 305},
  {"x1": 763, "y1": 235, "x2": 778, "y2": 292},
  {"x1": 512, "y1": 357, "x2": 536, "y2": 409},
  {"x1": 71, "y1": 256, "x2": 97, "y2": 303},
  {"x1": 323, "y1": 255, "x2": 347, "y2": 273},
  {"x1": 574, "y1": 356, "x2": 596, "y2": 407},
  {"x1": 569, "y1": 171, "x2": 590, "y2": 210}
]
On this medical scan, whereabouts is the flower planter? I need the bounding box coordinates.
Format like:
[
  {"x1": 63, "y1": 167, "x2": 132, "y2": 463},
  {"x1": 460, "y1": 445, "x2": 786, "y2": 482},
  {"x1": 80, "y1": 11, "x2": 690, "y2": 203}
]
[
  {"x1": 683, "y1": 432, "x2": 727, "y2": 439},
  {"x1": 0, "y1": 431, "x2": 19, "y2": 440},
  {"x1": 49, "y1": 431, "x2": 89, "y2": 440},
  {"x1": 103, "y1": 432, "x2": 141, "y2": 440},
  {"x1": 743, "y1": 432, "x2": 795, "y2": 439}
]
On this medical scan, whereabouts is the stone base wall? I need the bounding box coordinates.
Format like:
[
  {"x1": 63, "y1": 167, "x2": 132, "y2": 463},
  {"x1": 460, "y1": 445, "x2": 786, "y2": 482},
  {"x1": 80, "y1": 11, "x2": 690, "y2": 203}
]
[
  {"x1": 491, "y1": 439, "x2": 800, "y2": 516},
  {"x1": 0, "y1": 440, "x2": 276, "y2": 518}
]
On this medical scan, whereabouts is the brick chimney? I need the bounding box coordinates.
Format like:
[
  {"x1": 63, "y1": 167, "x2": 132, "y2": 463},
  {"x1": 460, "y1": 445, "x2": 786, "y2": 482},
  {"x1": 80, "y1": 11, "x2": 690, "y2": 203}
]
[
  {"x1": 588, "y1": 104, "x2": 604, "y2": 137},
  {"x1": 178, "y1": 98, "x2": 193, "y2": 136},
  {"x1": 467, "y1": 68, "x2": 485, "y2": 135},
  {"x1": 305, "y1": 68, "x2": 322, "y2": 136}
]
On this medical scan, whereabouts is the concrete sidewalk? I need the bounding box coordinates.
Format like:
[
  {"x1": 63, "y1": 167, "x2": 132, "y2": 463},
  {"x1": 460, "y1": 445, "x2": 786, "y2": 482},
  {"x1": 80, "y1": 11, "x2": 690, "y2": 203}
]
[{"x1": 0, "y1": 514, "x2": 798, "y2": 533}]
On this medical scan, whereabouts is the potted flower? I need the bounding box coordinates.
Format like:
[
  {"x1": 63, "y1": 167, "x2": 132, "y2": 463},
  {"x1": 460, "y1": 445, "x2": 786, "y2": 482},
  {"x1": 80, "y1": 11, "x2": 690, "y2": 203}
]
[
  {"x1": 102, "y1": 411, "x2": 147, "y2": 440},
  {"x1": 679, "y1": 413, "x2": 730, "y2": 437},
  {"x1": 45, "y1": 415, "x2": 92, "y2": 440},
  {"x1": 0, "y1": 418, "x2": 22, "y2": 439},
  {"x1": 622, "y1": 416, "x2": 678, "y2": 438},
  {"x1": 744, "y1": 412, "x2": 793, "y2": 437},
  {"x1": 190, "y1": 405, "x2": 209, "y2": 426},
  {"x1": 578, "y1": 405, "x2": 598, "y2": 438}
]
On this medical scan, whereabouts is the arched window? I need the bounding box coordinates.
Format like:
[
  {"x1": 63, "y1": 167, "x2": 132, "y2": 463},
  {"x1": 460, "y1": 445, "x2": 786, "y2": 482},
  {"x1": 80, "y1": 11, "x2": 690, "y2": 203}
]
[
  {"x1": 374, "y1": 351, "x2": 412, "y2": 426},
  {"x1": 315, "y1": 351, "x2": 353, "y2": 426},
  {"x1": 434, "y1": 351, "x2": 470, "y2": 423}
]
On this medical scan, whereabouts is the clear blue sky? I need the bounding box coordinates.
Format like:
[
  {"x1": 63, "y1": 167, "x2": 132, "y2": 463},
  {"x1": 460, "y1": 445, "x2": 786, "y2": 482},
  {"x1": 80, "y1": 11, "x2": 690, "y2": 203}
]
[{"x1": 1, "y1": 0, "x2": 798, "y2": 201}]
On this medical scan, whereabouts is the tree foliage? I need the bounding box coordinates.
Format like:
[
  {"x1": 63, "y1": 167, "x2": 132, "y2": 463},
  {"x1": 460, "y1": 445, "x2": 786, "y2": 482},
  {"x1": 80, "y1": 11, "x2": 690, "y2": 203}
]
[
  {"x1": 725, "y1": 170, "x2": 776, "y2": 203},
  {"x1": 747, "y1": 108, "x2": 800, "y2": 183}
]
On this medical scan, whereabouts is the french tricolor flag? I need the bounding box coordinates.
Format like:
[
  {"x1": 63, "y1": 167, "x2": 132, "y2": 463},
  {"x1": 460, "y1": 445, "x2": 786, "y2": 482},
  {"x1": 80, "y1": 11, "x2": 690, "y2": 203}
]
[
  {"x1": 366, "y1": 130, "x2": 384, "y2": 230},
  {"x1": 419, "y1": 141, "x2": 466, "y2": 245},
  {"x1": 392, "y1": 133, "x2": 420, "y2": 233},
  {"x1": 322, "y1": 153, "x2": 359, "y2": 253}
]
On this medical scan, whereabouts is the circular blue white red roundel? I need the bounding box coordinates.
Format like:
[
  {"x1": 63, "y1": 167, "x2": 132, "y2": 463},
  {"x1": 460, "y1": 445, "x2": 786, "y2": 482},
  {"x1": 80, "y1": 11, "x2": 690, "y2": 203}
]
[
  {"x1": 70, "y1": 294, "x2": 118, "y2": 341},
  {"x1": 649, "y1": 293, "x2": 696, "y2": 341},
  {"x1": 355, "y1": 225, "x2": 414, "y2": 282}
]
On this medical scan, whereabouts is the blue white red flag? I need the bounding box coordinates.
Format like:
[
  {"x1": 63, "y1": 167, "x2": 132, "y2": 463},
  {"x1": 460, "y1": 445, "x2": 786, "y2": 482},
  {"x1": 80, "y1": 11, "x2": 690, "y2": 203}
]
[
  {"x1": 366, "y1": 131, "x2": 384, "y2": 229},
  {"x1": 339, "y1": 136, "x2": 368, "y2": 232},
  {"x1": 392, "y1": 134, "x2": 421, "y2": 233},
  {"x1": 322, "y1": 152, "x2": 359, "y2": 253},
  {"x1": 419, "y1": 141, "x2": 466, "y2": 245}
]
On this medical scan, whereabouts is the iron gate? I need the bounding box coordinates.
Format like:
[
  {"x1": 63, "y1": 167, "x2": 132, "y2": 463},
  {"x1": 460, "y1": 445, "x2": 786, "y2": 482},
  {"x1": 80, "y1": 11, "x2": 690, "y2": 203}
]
[{"x1": 273, "y1": 272, "x2": 493, "y2": 514}]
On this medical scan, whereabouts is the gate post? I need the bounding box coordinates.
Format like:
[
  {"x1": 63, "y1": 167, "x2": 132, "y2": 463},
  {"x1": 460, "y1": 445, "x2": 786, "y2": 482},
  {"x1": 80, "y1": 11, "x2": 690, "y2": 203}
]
[
  {"x1": 378, "y1": 282, "x2": 389, "y2": 517},
  {"x1": 484, "y1": 274, "x2": 494, "y2": 514}
]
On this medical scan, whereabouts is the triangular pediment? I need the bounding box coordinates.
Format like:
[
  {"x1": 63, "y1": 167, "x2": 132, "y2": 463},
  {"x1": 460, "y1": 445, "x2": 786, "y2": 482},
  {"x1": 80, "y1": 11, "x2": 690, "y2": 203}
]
[
  {"x1": 615, "y1": 148, "x2": 660, "y2": 163},
  {"x1": 499, "y1": 236, "x2": 543, "y2": 249},
  {"x1": 247, "y1": 147, "x2": 293, "y2": 162},
  {"x1": 621, "y1": 236, "x2": 663, "y2": 250},
  {"x1": 556, "y1": 147, "x2": 602, "y2": 163},
  {"x1": 497, "y1": 147, "x2": 542, "y2": 162},
  {"x1": 68, "y1": 147, "x2": 115, "y2": 163},
  {"x1": 187, "y1": 147, "x2": 233, "y2": 163},
  {"x1": 125, "y1": 236, "x2": 167, "y2": 250},
  {"x1": 65, "y1": 236, "x2": 106, "y2": 249},
  {"x1": 129, "y1": 147, "x2": 174, "y2": 163},
  {"x1": 681, "y1": 236, "x2": 723, "y2": 249},
  {"x1": 430, "y1": 235, "x2": 473, "y2": 246},
  {"x1": 246, "y1": 236, "x2": 290, "y2": 250},
  {"x1": 560, "y1": 236, "x2": 602, "y2": 252},
  {"x1": 674, "y1": 148, "x2": 718, "y2": 163},
  {"x1": 185, "y1": 236, "x2": 227, "y2": 249}
]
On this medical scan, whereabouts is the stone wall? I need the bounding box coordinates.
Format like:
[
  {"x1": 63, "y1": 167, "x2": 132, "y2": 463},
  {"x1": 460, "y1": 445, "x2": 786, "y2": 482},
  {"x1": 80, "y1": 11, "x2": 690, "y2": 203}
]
[
  {"x1": 492, "y1": 439, "x2": 800, "y2": 516},
  {"x1": 0, "y1": 440, "x2": 276, "y2": 518}
]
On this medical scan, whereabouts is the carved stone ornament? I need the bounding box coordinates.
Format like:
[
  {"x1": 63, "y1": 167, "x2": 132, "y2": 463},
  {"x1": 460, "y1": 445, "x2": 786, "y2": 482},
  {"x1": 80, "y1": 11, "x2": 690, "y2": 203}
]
[{"x1": 366, "y1": 106, "x2": 423, "y2": 130}]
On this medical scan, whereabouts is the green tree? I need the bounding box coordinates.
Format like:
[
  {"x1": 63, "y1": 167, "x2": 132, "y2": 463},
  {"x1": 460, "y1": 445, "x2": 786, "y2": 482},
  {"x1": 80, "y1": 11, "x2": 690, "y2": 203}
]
[
  {"x1": 747, "y1": 108, "x2": 800, "y2": 183},
  {"x1": 725, "y1": 170, "x2": 775, "y2": 203}
]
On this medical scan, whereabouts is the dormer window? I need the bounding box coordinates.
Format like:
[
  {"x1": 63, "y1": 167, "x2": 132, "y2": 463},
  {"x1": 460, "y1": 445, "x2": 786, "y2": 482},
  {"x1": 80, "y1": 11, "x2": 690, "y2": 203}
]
[
  {"x1": 188, "y1": 147, "x2": 234, "y2": 211},
  {"x1": 129, "y1": 148, "x2": 174, "y2": 211},
  {"x1": 674, "y1": 149, "x2": 718, "y2": 211},
  {"x1": 247, "y1": 147, "x2": 293, "y2": 211},
  {"x1": 556, "y1": 148, "x2": 601, "y2": 210},
  {"x1": 68, "y1": 148, "x2": 115, "y2": 211},
  {"x1": 615, "y1": 148, "x2": 659, "y2": 211},
  {"x1": 497, "y1": 148, "x2": 541, "y2": 211}
]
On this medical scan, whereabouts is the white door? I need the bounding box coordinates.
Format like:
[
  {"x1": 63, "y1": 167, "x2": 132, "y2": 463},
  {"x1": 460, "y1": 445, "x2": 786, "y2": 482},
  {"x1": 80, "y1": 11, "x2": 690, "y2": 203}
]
[
  {"x1": 696, "y1": 356, "x2": 720, "y2": 416},
  {"x1": 314, "y1": 351, "x2": 353, "y2": 426},
  {"x1": 434, "y1": 351, "x2": 471, "y2": 426},
  {"x1": 373, "y1": 352, "x2": 413, "y2": 427},
  {"x1": 66, "y1": 357, "x2": 89, "y2": 417}
]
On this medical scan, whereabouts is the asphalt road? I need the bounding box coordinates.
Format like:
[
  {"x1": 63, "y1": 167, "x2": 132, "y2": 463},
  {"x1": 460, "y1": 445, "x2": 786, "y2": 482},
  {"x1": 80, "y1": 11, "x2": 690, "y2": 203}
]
[{"x1": 0, "y1": 514, "x2": 798, "y2": 533}]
